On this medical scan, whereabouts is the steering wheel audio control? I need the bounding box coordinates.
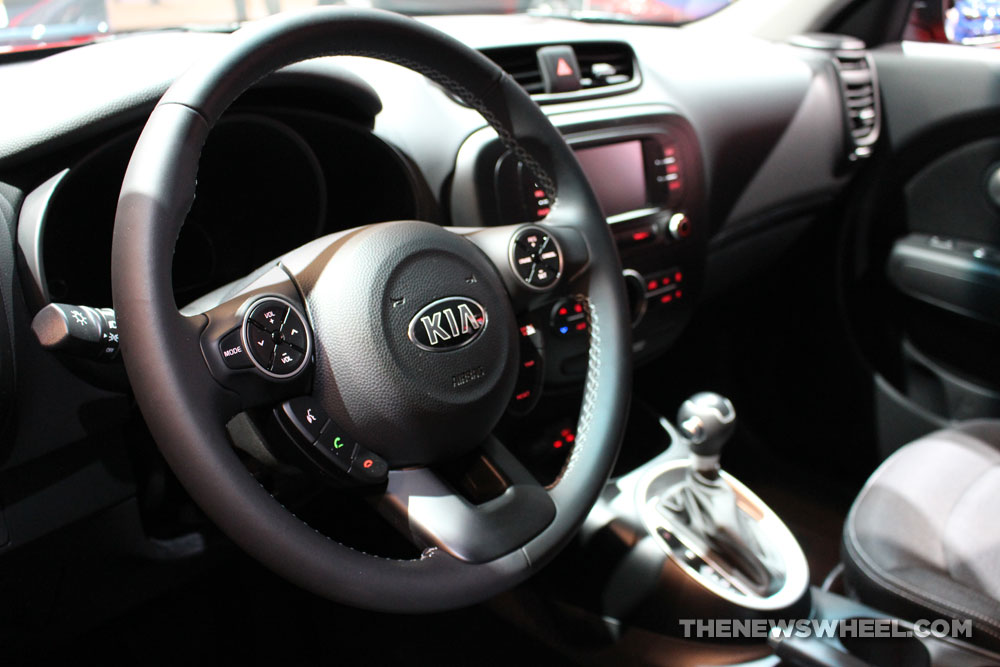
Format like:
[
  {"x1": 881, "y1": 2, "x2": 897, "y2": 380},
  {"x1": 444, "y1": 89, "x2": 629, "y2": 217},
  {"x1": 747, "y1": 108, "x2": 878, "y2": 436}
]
[
  {"x1": 509, "y1": 226, "x2": 563, "y2": 290},
  {"x1": 242, "y1": 297, "x2": 310, "y2": 378}
]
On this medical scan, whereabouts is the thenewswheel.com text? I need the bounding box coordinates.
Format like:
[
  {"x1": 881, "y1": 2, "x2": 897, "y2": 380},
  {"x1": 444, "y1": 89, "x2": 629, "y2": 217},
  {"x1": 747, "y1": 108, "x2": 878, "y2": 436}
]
[{"x1": 678, "y1": 618, "x2": 972, "y2": 640}]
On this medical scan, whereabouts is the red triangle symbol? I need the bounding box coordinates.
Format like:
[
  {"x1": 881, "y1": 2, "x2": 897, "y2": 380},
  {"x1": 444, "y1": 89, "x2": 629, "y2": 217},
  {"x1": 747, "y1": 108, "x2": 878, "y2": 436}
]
[{"x1": 556, "y1": 58, "x2": 574, "y2": 77}]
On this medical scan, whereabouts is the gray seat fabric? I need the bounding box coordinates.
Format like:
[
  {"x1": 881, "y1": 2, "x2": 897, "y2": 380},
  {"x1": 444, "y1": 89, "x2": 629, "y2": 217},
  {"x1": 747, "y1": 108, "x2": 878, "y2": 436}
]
[{"x1": 842, "y1": 420, "x2": 1000, "y2": 652}]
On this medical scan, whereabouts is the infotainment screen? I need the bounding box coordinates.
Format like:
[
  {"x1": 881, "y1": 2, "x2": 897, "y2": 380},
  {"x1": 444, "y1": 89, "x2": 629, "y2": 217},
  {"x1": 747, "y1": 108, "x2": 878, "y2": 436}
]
[{"x1": 573, "y1": 140, "x2": 648, "y2": 219}]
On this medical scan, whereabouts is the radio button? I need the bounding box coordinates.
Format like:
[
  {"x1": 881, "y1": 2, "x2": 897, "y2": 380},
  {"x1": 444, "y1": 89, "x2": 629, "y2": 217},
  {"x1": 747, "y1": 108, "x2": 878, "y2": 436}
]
[
  {"x1": 280, "y1": 311, "x2": 307, "y2": 351},
  {"x1": 249, "y1": 301, "x2": 288, "y2": 333},
  {"x1": 247, "y1": 325, "x2": 276, "y2": 368},
  {"x1": 273, "y1": 343, "x2": 304, "y2": 374},
  {"x1": 219, "y1": 328, "x2": 253, "y2": 370}
]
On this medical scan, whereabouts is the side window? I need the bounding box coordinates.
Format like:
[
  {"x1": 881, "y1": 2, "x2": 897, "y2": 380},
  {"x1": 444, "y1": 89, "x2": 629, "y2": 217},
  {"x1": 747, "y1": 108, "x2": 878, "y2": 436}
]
[{"x1": 905, "y1": 1, "x2": 1000, "y2": 46}]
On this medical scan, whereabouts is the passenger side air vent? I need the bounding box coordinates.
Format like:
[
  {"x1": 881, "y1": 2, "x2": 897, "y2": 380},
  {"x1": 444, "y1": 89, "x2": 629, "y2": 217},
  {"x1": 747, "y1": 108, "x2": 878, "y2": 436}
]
[
  {"x1": 481, "y1": 42, "x2": 640, "y2": 103},
  {"x1": 834, "y1": 50, "x2": 881, "y2": 160},
  {"x1": 789, "y1": 34, "x2": 881, "y2": 162}
]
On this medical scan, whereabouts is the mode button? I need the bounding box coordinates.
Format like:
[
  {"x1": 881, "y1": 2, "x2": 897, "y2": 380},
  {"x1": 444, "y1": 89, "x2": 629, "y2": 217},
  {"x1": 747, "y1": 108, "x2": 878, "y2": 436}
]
[{"x1": 219, "y1": 329, "x2": 252, "y2": 369}]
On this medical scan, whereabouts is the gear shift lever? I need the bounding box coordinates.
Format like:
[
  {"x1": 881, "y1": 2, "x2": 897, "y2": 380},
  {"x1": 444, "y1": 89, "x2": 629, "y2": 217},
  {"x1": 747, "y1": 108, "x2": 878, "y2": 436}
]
[
  {"x1": 664, "y1": 392, "x2": 780, "y2": 596},
  {"x1": 676, "y1": 392, "x2": 736, "y2": 478}
]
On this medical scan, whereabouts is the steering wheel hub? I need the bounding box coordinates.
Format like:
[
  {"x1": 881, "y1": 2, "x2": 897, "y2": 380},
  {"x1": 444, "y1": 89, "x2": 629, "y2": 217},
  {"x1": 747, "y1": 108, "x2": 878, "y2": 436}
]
[{"x1": 305, "y1": 221, "x2": 519, "y2": 466}]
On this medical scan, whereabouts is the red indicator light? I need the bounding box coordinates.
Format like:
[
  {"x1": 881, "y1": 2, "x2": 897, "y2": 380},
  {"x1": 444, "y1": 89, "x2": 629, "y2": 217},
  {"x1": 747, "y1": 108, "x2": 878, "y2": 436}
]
[
  {"x1": 675, "y1": 271, "x2": 683, "y2": 282},
  {"x1": 661, "y1": 277, "x2": 671, "y2": 286},
  {"x1": 667, "y1": 164, "x2": 679, "y2": 174},
  {"x1": 664, "y1": 147, "x2": 676, "y2": 157},
  {"x1": 558, "y1": 307, "x2": 568, "y2": 316},
  {"x1": 661, "y1": 294, "x2": 673, "y2": 304},
  {"x1": 574, "y1": 304, "x2": 583, "y2": 313},
  {"x1": 565, "y1": 433, "x2": 575, "y2": 443},
  {"x1": 516, "y1": 390, "x2": 531, "y2": 401},
  {"x1": 536, "y1": 207, "x2": 551, "y2": 217},
  {"x1": 575, "y1": 322, "x2": 587, "y2": 331},
  {"x1": 554, "y1": 440, "x2": 564, "y2": 449},
  {"x1": 632, "y1": 231, "x2": 651, "y2": 242},
  {"x1": 675, "y1": 290, "x2": 683, "y2": 299},
  {"x1": 362, "y1": 459, "x2": 374, "y2": 469},
  {"x1": 647, "y1": 280, "x2": 658, "y2": 290},
  {"x1": 523, "y1": 359, "x2": 536, "y2": 368},
  {"x1": 533, "y1": 189, "x2": 545, "y2": 198},
  {"x1": 669, "y1": 181, "x2": 682, "y2": 191},
  {"x1": 556, "y1": 58, "x2": 574, "y2": 77}
]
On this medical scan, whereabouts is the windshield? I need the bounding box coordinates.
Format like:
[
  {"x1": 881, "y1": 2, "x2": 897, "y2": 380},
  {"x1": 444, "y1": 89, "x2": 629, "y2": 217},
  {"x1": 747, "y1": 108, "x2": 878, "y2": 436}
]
[{"x1": 0, "y1": 0, "x2": 734, "y2": 54}]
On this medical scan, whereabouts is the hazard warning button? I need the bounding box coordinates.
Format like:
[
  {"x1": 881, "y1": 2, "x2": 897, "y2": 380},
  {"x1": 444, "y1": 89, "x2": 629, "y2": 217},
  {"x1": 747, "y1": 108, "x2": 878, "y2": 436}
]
[{"x1": 536, "y1": 45, "x2": 582, "y2": 94}]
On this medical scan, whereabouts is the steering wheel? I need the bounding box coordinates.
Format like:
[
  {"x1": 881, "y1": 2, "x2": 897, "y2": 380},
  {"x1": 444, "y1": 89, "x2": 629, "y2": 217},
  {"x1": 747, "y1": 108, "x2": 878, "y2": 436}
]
[{"x1": 112, "y1": 7, "x2": 630, "y2": 612}]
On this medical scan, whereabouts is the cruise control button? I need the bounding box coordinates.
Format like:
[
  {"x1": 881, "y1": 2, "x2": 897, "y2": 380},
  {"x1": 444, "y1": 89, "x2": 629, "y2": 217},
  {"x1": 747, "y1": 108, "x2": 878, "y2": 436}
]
[
  {"x1": 219, "y1": 328, "x2": 253, "y2": 369},
  {"x1": 247, "y1": 325, "x2": 276, "y2": 368},
  {"x1": 316, "y1": 423, "x2": 357, "y2": 472},
  {"x1": 281, "y1": 311, "x2": 307, "y2": 350},
  {"x1": 272, "y1": 343, "x2": 304, "y2": 374},
  {"x1": 250, "y1": 301, "x2": 288, "y2": 333},
  {"x1": 531, "y1": 262, "x2": 558, "y2": 287},
  {"x1": 510, "y1": 227, "x2": 562, "y2": 289},
  {"x1": 278, "y1": 397, "x2": 329, "y2": 445},
  {"x1": 349, "y1": 447, "x2": 389, "y2": 484}
]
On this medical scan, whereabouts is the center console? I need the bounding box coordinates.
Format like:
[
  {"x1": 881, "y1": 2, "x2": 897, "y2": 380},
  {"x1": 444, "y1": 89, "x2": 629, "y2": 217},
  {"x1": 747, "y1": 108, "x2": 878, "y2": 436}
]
[
  {"x1": 451, "y1": 106, "x2": 708, "y2": 386},
  {"x1": 493, "y1": 396, "x2": 1000, "y2": 667}
]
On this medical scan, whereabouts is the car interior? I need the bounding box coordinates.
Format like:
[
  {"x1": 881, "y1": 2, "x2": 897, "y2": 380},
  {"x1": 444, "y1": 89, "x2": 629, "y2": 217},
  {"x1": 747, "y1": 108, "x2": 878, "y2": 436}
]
[{"x1": 1, "y1": 0, "x2": 1000, "y2": 664}]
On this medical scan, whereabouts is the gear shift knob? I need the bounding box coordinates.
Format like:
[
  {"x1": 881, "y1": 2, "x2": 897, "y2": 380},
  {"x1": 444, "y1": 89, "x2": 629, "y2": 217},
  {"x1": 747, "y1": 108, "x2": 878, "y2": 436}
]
[{"x1": 677, "y1": 392, "x2": 736, "y2": 463}]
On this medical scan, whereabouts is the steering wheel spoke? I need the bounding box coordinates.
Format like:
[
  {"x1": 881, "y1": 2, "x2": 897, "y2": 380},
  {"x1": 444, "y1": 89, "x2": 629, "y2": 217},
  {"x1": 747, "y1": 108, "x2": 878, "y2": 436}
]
[
  {"x1": 376, "y1": 437, "x2": 555, "y2": 563},
  {"x1": 455, "y1": 223, "x2": 592, "y2": 310},
  {"x1": 187, "y1": 263, "x2": 314, "y2": 411}
]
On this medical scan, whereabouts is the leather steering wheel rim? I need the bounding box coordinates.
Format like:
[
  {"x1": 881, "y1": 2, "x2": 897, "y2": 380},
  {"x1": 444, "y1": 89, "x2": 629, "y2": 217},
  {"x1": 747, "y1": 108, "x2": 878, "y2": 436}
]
[{"x1": 112, "y1": 7, "x2": 631, "y2": 612}]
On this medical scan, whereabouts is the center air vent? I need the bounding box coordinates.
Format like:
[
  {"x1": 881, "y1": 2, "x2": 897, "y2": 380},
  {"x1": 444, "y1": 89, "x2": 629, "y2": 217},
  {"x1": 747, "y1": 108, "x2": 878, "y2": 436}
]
[
  {"x1": 833, "y1": 51, "x2": 881, "y2": 160},
  {"x1": 481, "y1": 42, "x2": 640, "y2": 103},
  {"x1": 482, "y1": 46, "x2": 546, "y2": 95},
  {"x1": 575, "y1": 42, "x2": 636, "y2": 88}
]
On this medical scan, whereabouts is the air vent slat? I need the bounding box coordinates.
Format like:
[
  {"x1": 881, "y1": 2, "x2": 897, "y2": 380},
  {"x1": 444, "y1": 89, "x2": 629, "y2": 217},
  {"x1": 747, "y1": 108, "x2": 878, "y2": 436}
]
[{"x1": 833, "y1": 50, "x2": 880, "y2": 159}]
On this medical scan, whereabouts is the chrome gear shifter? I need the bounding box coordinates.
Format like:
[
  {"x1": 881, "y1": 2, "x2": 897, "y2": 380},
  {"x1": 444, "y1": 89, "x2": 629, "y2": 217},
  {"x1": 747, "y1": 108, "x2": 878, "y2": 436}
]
[
  {"x1": 676, "y1": 392, "x2": 736, "y2": 478},
  {"x1": 662, "y1": 392, "x2": 782, "y2": 597}
]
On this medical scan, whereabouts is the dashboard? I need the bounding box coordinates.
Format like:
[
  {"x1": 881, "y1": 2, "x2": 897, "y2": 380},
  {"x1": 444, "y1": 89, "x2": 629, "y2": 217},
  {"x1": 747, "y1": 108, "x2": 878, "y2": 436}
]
[{"x1": 0, "y1": 13, "x2": 864, "y2": 553}]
